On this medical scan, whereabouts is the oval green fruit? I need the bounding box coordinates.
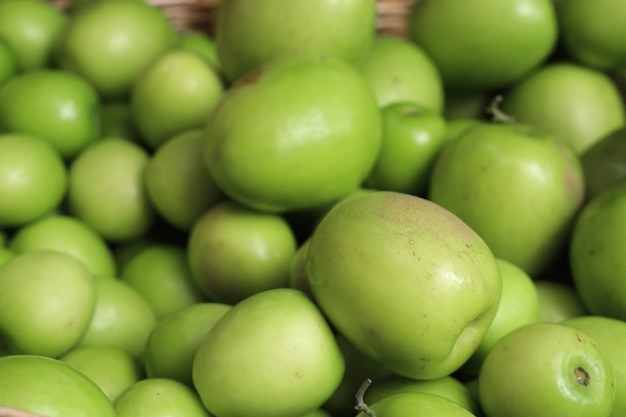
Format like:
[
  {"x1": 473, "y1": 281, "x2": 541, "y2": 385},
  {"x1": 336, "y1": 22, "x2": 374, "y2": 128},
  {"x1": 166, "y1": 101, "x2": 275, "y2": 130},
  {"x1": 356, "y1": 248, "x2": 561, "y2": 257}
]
[
  {"x1": 307, "y1": 191, "x2": 502, "y2": 380},
  {"x1": 358, "y1": 391, "x2": 476, "y2": 417},
  {"x1": 203, "y1": 56, "x2": 381, "y2": 212},
  {"x1": 215, "y1": 0, "x2": 376, "y2": 82},
  {"x1": 192, "y1": 288, "x2": 345, "y2": 417},
  {"x1": 0, "y1": 355, "x2": 116, "y2": 417}
]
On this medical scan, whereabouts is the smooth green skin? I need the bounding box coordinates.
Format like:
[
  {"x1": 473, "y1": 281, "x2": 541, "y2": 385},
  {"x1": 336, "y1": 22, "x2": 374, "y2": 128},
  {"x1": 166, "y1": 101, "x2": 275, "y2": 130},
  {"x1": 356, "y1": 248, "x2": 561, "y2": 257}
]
[
  {"x1": 0, "y1": 0, "x2": 66, "y2": 70},
  {"x1": 100, "y1": 102, "x2": 139, "y2": 142},
  {"x1": 60, "y1": 345, "x2": 143, "y2": 402},
  {"x1": 187, "y1": 200, "x2": 298, "y2": 304},
  {"x1": 307, "y1": 191, "x2": 502, "y2": 380},
  {"x1": 570, "y1": 180, "x2": 626, "y2": 320},
  {"x1": 202, "y1": 56, "x2": 382, "y2": 213},
  {"x1": 0, "y1": 247, "x2": 14, "y2": 267},
  {"x1": 501, "y1": 62, "x2": 626, "y2": 154},
  {"x1": 68, "y1": 139, "x2": 155, "y2": 243},
  {"x1": 177, "y1": 31, "x2": 221, "y2": 74},
  {"x1": 120, "y1": 244, "x2": 205, "y2": 319},
  {"x1": 78, "y1": 276, "x2": 157, "y2": 361},
  {"x1": 534, "y1": 280, "x2": 587, "y2": 323},
  {"x1": 131, "y1": 49, "x2": 224, "y2": 149},
  {"x1": 557, "y1": 0, "x2": 626, "y2": 70},
  {"x1": 114, "y1": 378, "x2": 210, "y2": 417},
  {"x1": 364, "y1": 102, "x2": 447, "y2": 196},
  {"x1": 0, "y1": 38, "x2": 16, "y2": 88},
  {"x1": 478, "y1": 322, "x2": 615, "y2": 417},
  {"x1": 444, "y1": 92, "x2": 489, "y2": 121},
  {"x1": 564, "y1": 316, "x2": 626, "y2": 417},
  {"x1": 365, "y1": 375, "x2": 482, "y2": 416},
  {"x1": 407, "y1": 0, "x2": 557, "y2": 92},
  {"x1": 0, "y1": 69, "x2": 101, "y2": 159},
  {"x1": 429, "y1": 122, "x2": 585, "y2": 278},
  {"x1": 0, "y1": 251, "x2": 96, "y2": 358},
  {"x1": 193, "y1": 288, "x2": 345, "y2": 417},
  {"x1": 0, "y1": 355, "x2": 116, "y2": 417},
  {"x1": 9, "y1": 214, "x2": 117, "y2": 277},
  {"x1": 0, "y1": 134, "x2": 67, "y2": 228},
  {"x1": 461, "y1": 258, "x2": 540, "y2": 377},
  {"x1": 443, "y1": 119, "x2": 481, "y2": 143},
  {"x1": 145, "y1": 129, "x2": 224, "y2": 231},
  {"x1": 56, "y1": 0, "x2": 177, "y2": 100},
  {"x1": 358, "y1": 36, "x2": 444, "y2": 112},
  {"x1": 581, "y1": 126, "x2": 626, "y2": 201},
  {"x1": 358, "y1": 392, "x2": 476, "y2": 417},
  {"x1": 215, "y1": 0, "x2": 376, "y2": 83},
  {"x1": 323, "y1": 335, "x2": 391, "y2": 417},
  {"x1": 144, "y1": 302, "x2": 231, "y2": 386},
  {"x1": 288, "y1": 238, "x2": 312, "y2": 298}
]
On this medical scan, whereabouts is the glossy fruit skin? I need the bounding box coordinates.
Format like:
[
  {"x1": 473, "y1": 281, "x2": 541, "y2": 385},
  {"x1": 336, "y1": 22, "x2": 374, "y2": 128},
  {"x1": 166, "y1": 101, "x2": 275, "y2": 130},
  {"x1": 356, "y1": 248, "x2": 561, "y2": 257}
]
[
  {"x1": 0, "y1": 69, "x2": 101, "y2": 159},
  {"x1": 9, "y1": 214, "x2": 117, "y2": 277},
  {"x1": 358, "y1": 36, "x2": 444, "y2": 112},
  {"x1": 501, "y1": 62, "x2": 626, "y2": 154},
  {"x1": 564, "y1": 316, "x2": 626, "y2": 417},
  {"x1": 192, "y1": 288, "x2": 345, "y2": 417},
  {"x1": 307, "y1": 191, "x2": 502, "y2": 380},
  {"x1": 478, "y1": 322, "x2": 615, "y2": 417},
  {"x1": 461, "y1": 258, "x2": 540, "y2": 377},
  {"x1": 358, "y1": 392, "x2": 477, "y2": 417},
  {"x1": 203, "y1": 56, "x2": 381, "y2": 213},
  {"x1": 60, "y1": 345, "x2": 143, "y2": 402},
  {"x1": 120, "y1": 244, "x2": 205, "y2": 318},
  {"x1": 0, "y1": 0, "x2": 66, "y2": 70},
  {"x1": 114, "y1": 378, "x2": 210, "y2": 417},
  {"x1": 77, "y1": 276, "x2": 157, "y2": 360},
  {"x1": 364, "y1": 101, "x2": 447, "y2": 196},
  {"x1": 429, "y1": 122, "x2": 585, "y2": 278},
  {"x1": 364, "y1": 375, "x2": 482, "y2": 416},
  {"x1": 0, "y1": 355, "x2": 117, "y2": 417},
  {"x1": 187, "y1": 200, "x2": 297, "y2": 304},
  {"x1": 581, "y1": 126, "x2": 626, "y2": 201},
  {"x1": 534, "y1": 280, "x2": 587, "y2": 323},
  {"x1": 0, "y1": 133, "x2": 67, "y2": 228},
  {"x1": 570, "y1": 181, "x2": 626, "y2": 321},
  {"x1": 215, "y1": 0, "x2": 376, "y2": 82},
  {"x1": 131, "y1": 49, "x2": 224, "y2": 149},
  {"x1": 556, "y1": 0, "x2": 626, "y2": 70},
  {"x1": 407, "y1": 0, "x2": 558, "y2": 92},
  {"x1": 0, "y1": 250, "x2": 96, "y2": 358},
  {"x1": 144, "y1": 302, "x2": 231, "y2": 386},
  {"x1": 145, "y1": 129, "x2": 224, "y2": 231},
  {"x1": 68, "y1": 139, "x2": 155, "y2": 243},
  {"x1": 56, "y1": 0, "x2": 177, "y2": 100}
]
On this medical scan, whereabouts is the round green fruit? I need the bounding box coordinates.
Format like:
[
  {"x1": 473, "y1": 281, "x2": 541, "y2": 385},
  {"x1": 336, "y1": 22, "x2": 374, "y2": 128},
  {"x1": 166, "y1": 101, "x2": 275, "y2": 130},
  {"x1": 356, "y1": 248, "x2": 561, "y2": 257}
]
[
  {"x1": 215, "y1": 0, "x2": 376, "y2": 82},
  {"x1": 0, "y1": 355, "x2": 116, "y2": 417},
  {"x1": 407, "y1": 0, "x2": 558, "y2": 92},
  {"x1": 307, "y1": 191, "x2": 502, "y2": 380},
  {"x1": 478, "y1": 322, "x2": 615, "y2": 417},
  {"x1": 192, "y1": 288, "x2": 345, "y2": 417},
  {"x1": 357, "y1": 391, "x2": 477, "y2": 417},
  {"x1": 202, "y1": 56, "x2": 381, "y2": 213}
]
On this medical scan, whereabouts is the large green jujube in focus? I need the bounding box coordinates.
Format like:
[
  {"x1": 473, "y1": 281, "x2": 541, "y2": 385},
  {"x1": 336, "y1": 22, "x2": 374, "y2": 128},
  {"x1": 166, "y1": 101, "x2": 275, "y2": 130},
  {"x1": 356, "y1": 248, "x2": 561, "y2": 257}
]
[
  {"x1": 202, "y1": 56, "x2": 382, "y2": 213},
  {"x1": 307, "y1": 191, "x2": 502, "y2": 380}
]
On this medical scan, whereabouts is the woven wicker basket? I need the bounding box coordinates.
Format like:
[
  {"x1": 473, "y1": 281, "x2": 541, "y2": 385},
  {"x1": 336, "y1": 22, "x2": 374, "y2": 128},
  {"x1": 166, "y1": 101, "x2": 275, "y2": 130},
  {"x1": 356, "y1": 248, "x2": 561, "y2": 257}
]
[{"x1": 51, "y1": 0, "x2": 416, "y2": 37}]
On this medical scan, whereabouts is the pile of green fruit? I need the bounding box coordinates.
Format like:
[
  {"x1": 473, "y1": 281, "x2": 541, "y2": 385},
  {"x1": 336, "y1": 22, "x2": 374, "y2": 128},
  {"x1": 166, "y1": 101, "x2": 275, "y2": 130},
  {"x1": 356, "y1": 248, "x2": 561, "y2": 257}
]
[{"x1": 1, "y1": 0, "x2": 626, "y2": 416}]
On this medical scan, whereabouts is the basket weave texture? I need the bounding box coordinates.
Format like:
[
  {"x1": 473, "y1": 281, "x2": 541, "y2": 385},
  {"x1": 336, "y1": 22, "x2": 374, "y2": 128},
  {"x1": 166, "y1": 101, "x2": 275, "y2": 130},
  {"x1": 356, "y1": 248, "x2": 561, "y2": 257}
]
[{"x1": 51, "y1": 0, "x2": 417, "y2": 37}]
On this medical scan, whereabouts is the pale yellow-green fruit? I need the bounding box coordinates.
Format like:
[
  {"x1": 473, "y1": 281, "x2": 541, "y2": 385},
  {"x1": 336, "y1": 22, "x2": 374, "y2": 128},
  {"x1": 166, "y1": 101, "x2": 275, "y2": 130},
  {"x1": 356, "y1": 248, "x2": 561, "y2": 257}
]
[
  {"x1": 307, "y1": 191, "x2": 502, "y2": 380},
  {"x1": 192, "y1": 288, "x2": 345, "y2": 417}
]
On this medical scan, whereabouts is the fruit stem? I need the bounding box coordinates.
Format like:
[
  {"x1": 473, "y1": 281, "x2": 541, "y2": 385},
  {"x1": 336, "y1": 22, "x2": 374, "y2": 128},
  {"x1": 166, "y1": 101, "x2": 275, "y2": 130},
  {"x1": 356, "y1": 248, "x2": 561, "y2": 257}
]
[
  {"x1": 486, "y1": 95, "x2": 516, "y2": 124},
  {"x1": 354, "y1": 378, "x2": 376, "y2": 417}
]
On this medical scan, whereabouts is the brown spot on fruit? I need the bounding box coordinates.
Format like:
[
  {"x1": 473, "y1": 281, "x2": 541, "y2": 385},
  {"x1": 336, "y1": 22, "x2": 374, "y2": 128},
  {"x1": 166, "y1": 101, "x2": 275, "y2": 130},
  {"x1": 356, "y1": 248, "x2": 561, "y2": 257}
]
[{"x1": 574, "y1": 366, "x2": 590, "y2": 386}]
